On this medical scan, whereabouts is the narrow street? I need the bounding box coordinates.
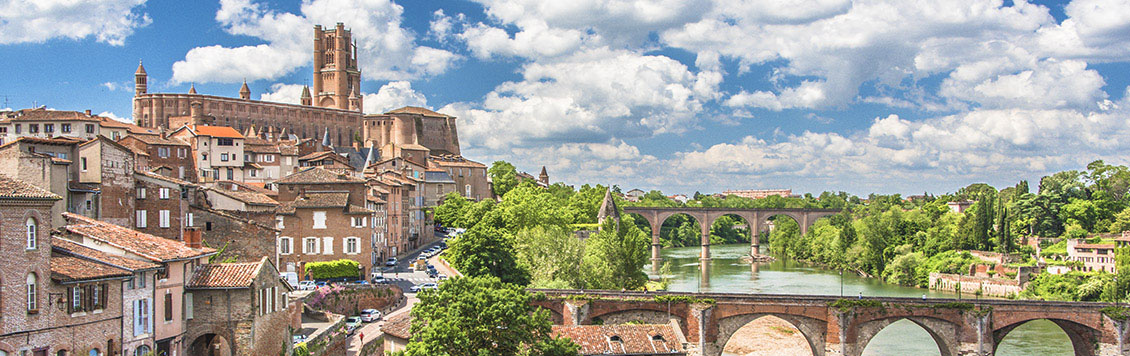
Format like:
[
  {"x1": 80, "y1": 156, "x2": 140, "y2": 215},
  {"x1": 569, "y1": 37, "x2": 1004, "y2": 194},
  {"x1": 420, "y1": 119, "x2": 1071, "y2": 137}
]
[{"x1": 346, "y1": 235, "x2": 449, "y2": 355}]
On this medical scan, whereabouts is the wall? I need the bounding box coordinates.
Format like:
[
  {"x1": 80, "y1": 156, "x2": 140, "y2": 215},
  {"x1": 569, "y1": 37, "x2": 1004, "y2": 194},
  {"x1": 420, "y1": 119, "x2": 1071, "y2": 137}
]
[
  {"x1": 929, "y1": 272, "x2": 1022, "y2": 298},
  {"x1": 135, "y1": 176, "x2": 188, "y2": 240},
  {"x1": 279, "y1": 207, "x2": 374, "y2": 280},
  {"x1": 303, "y1": 285, "x2": 404, "y2": 318},
  {"x1": 97, "y1": 139, "x2": 136, "y2": 227},
  {"x1": 191, "y1": 206, "x2": 278, "y2": 263}
]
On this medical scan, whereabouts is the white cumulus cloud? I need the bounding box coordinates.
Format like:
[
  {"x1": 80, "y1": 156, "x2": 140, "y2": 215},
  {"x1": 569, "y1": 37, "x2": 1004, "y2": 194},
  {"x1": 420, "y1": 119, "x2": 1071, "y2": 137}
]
[
  {"x1": 363, "y1": 81, "x2": 428, "y2": 114},
  {"x1": 0, "y1": 0, "x2": 151, "y2": 46}
]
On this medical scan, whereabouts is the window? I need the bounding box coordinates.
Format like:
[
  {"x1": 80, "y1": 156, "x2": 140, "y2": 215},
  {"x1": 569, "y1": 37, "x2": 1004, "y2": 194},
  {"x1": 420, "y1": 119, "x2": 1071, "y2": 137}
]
[
  {"x1": 177, "y1": 148, "x2": 185, "y2": 158},
  {"x1": 137, "y1": 272, "x2": 146, "y2": 288},
  {"x1": 226, "y1": 168, "x2": 233, "y2": 180},
  {"x1": 179, "y1": 166, "x2": 185, "y2": 179},
  {"x1": 465, "y1": 184, "x2": 471, "y2": 197},
  {"x1": 61, "y1": 123, "x2": 71, "y2": 133},
  {"x1": 136, "y1": 210, "x2": 147, "y2": 228},
  {"x1": 157, "y1": 147, "x2": 169, "y2": 158},
  {"x1": 186, "y1": 213, "x2": 194, "y2": 227},
  {"x1": 185, "y1": 293, "x2": 193, "y2": 320},
  {"x1": 159, "y1": 210, "x2": 169, "y2": 228},
  {"x1": 201, "y1": 153, "x2": 208, "y2": 161},
  {"x1": 43, "y1": 124, "x2": 53, "y2": 133},
  {"x1": 133, "y1": 299, "x2": 151, "y2": 336},
  {"x1": 26, "y1": 273, "x2": 37, "y2": 312},
  {"x1": 164, "y1": 292, "x2": 173, "y2": 321},
  {"x1": 303, "y1": 237, "x2": 319, "y2": 254},
  {"x1": 345, "y1": 237, "x2": 359, "y2": 254},
  {"x1": 25, "y1": 217, "x2": 36, "y2": 250},
  {"x1": 244, "y1": 154, "x2": 250, "y2": 162},
  {"x1": 92, "y1": 284, "x2": 103, "y2": 310},
  {"x1": 159, "y1": 188, "x2": 169, "y2": 199},
  {"x1": 80, "y1": 157, "x2": 88, "y2": 171},
  {"x1": 137, "y1": 187, "x2": 146, "y2": 199},
  {"x1": 351, "y1": 216, "x2": 366, "y2": 228},
  {"x1": 85, "y1": 200, "x2": 92, "y2": 210},
  {"x1": 220, "y1": 153, "x2": 229, "y2": 162},
  {"x1": 312, "y1": 211, "x2": 327, "y2": 229},
  {"x1": 249, "y1": 169, "x2": 257, "y2": 178},
  {"x1": 217, "y1": 138, "x2": 234, "y2": 146},
  {"x1": 71, "y1": 286, "x2": 83, "y2": 312},
  {"x1": 14, "y1": 124, "x2": 21, "y2": 134},
  {"x1": 212, "y1": 168, "x2": 219, "y2": 180},
  {"x1": 28, "y1": 124, "x2": 38, "y2": 134},
  {"x1": 85, "y1": 124, "x2": 95, "y2": 134},
  {"x1": 279, "y1": 237, "x2": 293, "y2": 255},
  {"x1": 276, "y1": 216, "x2": 284, "y2": 229},
  {"x1": 263, "y1": 155, "x2": 275, "y2": 162},
  {"x1": 134, "y1": 346, "x2": 151, "y2": 356},
  {"x1": 323, "y1": 237, "x2": 333, "y2": 255}
]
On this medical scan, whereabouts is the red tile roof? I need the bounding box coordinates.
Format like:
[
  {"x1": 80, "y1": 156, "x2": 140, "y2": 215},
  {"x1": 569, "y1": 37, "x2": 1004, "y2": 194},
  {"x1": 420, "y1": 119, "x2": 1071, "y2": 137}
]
[
  {"x1": 551, "y1": 324, "x2": 686, "y2": 355},
  {"x1": 50, "y1": 256, "x2": 131, "y2": 283},
  {"x1": 192, "y1": 125, "x2": 244, "y2": 139},
  {"x1": 0, "y1": 174, "x2": 61, "y2": 200},
  {"x1": 381, "y1": 312, "x2": 412, "y2": 339},
  {"x1": 207, "y1": 187, "x2": 279, "y2": 206},
  {"x1": 276, "y1": 167, "x2": 366, "y2": 184},
  {"x1": 61, "y1": 213, "x2": 216, "y2": 262},
  {"x1": 186, "y1": 259, "x2": 265, "y2": 289},
  {"x1": 52, "y1": 237, "x2": 162, "y2": 271}
]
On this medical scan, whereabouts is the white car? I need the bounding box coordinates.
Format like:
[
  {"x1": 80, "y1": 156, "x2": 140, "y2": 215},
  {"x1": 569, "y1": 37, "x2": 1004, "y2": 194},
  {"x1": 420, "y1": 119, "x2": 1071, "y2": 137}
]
[
  {"x1": 385, "y1": 257, "x2": 398, "y2": 266},
  {"x1": 410, "y1": 283, "x2": 438, "y2": 292},
  {"x1": 297, "y1": 281, "x2": 316, "y2": 291},
  {"x1": 360, "y1": 309, "x2": 382, "y2": 322}
]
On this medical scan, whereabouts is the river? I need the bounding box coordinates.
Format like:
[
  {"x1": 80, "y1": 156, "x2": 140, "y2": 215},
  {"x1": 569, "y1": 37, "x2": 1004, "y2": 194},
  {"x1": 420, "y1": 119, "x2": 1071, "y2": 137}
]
[{"x1": 644, "y1": 244, "x2": 1074, "y2": 356}]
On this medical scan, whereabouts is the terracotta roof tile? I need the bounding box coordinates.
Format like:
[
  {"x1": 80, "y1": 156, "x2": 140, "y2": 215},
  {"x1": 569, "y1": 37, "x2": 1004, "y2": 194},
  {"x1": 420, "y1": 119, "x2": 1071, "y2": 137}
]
[
  {"x1": 61, "y1": 212, "x2": 216, "y2": 262},
  {"x1": 50, "y1": 256, "x2": 131, "y2": 283},
  {"x1": 217, "y1": 180, "x2": 278, "y2": 197},
  {"x1": 51, "y1": 237, "x2": 161, "y2": 271},
  {"x1": 124, "y1": 134, "x2": 189, "y2": 146},
  {"x1": 8, "y1": 108, "x2": 101, "y2": 122},
  {"x1": 191, "y1": 125, "x2": 244, "y2": 139},
  {"x1": 429, "y1": 154, "x2": 486, "y2": 168},
  {"x1": 136, "y1": 170, "x2": 196, "y2": 187},
  {"x1": 276, "y1": 167, "x2": 365, "y2": 184},
  {"x1": 208, "y1": 187, "x2": 279, "y2": 206},
  {"x1": 551, "y1": 324, "x2": 686, "y2": 355},
  {"x1": 187, "y1": 260, "x2": 264, "y2": 289},
  {"x1": 0, "y1": 174, "x2": 61, "y2": 200}
]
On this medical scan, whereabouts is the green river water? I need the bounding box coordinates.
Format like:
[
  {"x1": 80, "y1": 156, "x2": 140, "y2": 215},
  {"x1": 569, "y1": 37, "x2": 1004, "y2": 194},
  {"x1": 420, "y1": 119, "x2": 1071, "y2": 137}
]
[{"x1": 644, "y1": 244, "x2": 1074, "y2": 356}]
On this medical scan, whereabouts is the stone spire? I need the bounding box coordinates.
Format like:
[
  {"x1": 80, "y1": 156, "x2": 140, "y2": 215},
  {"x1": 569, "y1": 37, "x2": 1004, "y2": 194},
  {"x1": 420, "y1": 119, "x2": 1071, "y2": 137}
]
[
  {"x1": 239, "y1": 80, "x2": 251, "y2": 100},
  {"x1": 348, "y1": 85, "x2": 362, "y2": 111},
  {"x1": 596, "y1": 188, "x2": 620, "y2": 231},
  {"x1": 321, "y1": 127, "x2": 333, "y2": 150},
  {"x1": 538, "y1": 166, "x2": 549, "y2": 186},
  {"x1": 360, "y1": 145, "x2": 377, "y2": 173},
  {"x1": 135, "y1": 61, "x2": 147, "y2": 75},
  {"x1": 188, "y1": 83, "x2": 197, "y2": 94},
  {"x1": 301, "y1": 85, "x2": 312, "y2": 106},
  {"x1": 245, "y1": 125, "x2": 258, "y2": 138}
]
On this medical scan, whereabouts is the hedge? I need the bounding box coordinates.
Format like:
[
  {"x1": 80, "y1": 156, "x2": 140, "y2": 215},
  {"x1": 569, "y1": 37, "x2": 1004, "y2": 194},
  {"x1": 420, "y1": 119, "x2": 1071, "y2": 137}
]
[{"x1": 305, "y1": 259, "x2": 361, "y2": 280}]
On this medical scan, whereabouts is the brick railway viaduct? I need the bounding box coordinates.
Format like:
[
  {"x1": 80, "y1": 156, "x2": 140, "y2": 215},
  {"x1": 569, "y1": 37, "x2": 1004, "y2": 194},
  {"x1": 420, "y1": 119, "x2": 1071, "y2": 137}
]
[
  {"x1": 623, "y1": 207, "x2": 840, "y2": 262},
  {"x1": 531, "y1": 289, "x2": 1130, "y2": 356}
]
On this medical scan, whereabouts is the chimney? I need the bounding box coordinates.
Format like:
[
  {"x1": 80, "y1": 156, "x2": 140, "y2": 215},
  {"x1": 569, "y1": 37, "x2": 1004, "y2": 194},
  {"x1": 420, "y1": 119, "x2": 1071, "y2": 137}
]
[
  {"x1": 84, "y1": 110, "x2": 92, "y2": 116},
  {"x1": 184, "y1": 227, "x2": 202, "y2": 249}
]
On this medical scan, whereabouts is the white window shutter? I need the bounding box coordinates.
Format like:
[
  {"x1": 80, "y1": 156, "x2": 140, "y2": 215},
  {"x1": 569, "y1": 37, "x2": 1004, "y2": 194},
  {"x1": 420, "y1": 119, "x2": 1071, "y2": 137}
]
[{"x1": 323, "y1": 237, "x2": 333, "y2": 255}]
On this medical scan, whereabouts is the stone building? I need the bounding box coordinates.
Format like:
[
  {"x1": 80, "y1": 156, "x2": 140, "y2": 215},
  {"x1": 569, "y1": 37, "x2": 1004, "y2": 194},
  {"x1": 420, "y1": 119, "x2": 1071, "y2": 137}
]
[
  {"x1": 76, "y1": 136, "x2": 138, "y2": 227},
  {"x1": 168, "y1": 125, "x2": 247, "y2": 183},
  {"x1": 430, "y1": 154, "x2": 488, "y2": 201},
  {"x1": 132, "y1": 24, "x2": 363, "y2": 147},
  {"x1": 368, "y1": 170, "x2": 424, "y2": 257},
  {"x1": 362, "y1": 106, "x2": 459, "y2": 156},
  {"x1": 0, "y1": 108, "x2": 158, "y2": 145},
  {"x1": 276, "y1": 189, "x2": 376, "y2": 280},
  {"x1": 134, "y1": 170, "x2": 199, "y2": 241},
  {"x1": 119, "y1": 134, "x2": 195, "y2": 182},
  {"x1": 58, "y1": 213, "x2": 217, "y2": 356},
  {"x1": 1067, "y1": 239, "x2": 1118, "y2": 273},
  {"x1": 52, "y1": 237, "x2": 163, "y2": 356},
  {"x1": 185, "y1": 257, "x2": 294, "y2": 356},
  {"x1": 0, "y1": 137, "x2": 81, "y2": 227},
  {"x1": 187, "y1": 205, "x2": 280, "y2": 265}
]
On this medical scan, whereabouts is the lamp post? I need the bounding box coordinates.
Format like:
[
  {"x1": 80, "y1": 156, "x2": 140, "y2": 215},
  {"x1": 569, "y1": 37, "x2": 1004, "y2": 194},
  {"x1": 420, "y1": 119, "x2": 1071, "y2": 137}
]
[{"x1": 839, "y1": 269, "x2": 844, "y2": 298}]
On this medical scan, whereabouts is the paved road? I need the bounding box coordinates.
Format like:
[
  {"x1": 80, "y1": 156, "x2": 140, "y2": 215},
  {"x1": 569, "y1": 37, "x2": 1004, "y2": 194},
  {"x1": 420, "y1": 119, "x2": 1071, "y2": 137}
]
[{"x1": 346, "y1": 236, "x2": 447, "y2": 355}]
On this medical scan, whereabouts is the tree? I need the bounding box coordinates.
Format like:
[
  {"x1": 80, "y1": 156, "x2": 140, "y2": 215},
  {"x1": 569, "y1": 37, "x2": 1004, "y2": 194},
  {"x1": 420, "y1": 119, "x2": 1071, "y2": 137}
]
[
  {"x1": 433, "y1": 192, "x2": 470, "y2": 227},
  {"x1": 489, "y1": 161, "x2": 519, "y2": 198},
  {"x1": 581, "y1": 215, "x2": 650, "y2": 290},
  {"x1": 394, "y1": 275, "x2": 578, "y2": 356},
  {"x1": 445, "y1": 226, "x2": 529, "y2": 285},
  {"x1": 514, "y1": 226, "x2": 585, "y2": 288}
]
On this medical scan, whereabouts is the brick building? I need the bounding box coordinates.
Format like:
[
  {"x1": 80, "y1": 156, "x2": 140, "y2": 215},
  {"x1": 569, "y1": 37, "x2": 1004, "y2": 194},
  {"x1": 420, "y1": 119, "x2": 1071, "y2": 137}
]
[
  {"x1": 429, "y1": 154, "x2": 489, "y2": 201},
  {"x1": 185, "y1": 257, "x2": 294, "y2": 356},
  {"x1": 722, "y1": 189, "x2": 794, "y2": 200},
  {"x1": 119, "y1": 134, "x2": 195, "y2": 182},
  {"x1": 0, "y1": 137, "x2": 80, "y2": 227},
  {"x1": 58, "y1": 213, "x2": 216, "y2": 356},
  {"x1": 134, "y1": 170, "x2": 199, "y2": 241},
  {"x1": 76, "y1": 136, "x2": 138, "y2": 227},
  {"x1": 132, "y1": 24, "x2": 363, "y2": 146},
  {"x1": 277, "y1": 190, "x2": 376, "y2": 280},
  {"x1": 0, "y1": 108, "x2": 157, "y2": 145}
]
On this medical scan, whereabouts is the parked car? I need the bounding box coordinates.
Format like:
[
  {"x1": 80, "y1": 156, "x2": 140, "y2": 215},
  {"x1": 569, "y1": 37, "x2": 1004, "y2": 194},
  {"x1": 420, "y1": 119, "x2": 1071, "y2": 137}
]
[
  {"x1": 292, "y1": 334, "x2": 307, "y2": 344},
  {"x1": 410, "y1": 283, "x2": 438, "y2": 292},
  {"x1": 385, "y1": 257, "x2": 398, "y2": 266},
  {"x1": 360, "y1": 309, "x2": 382, "y2": 322},
  {"x1": 436, "y1": 274, "x2": 448, "y2": 281},
  {"x1": 297, "y1": 281, "x2": 316, "y2": 291},
  {"x1": 315, "y1": 281, "x2": 329, "y2": 288},
  {"x1": 371, "y1": 275, "x2": 388, "y2": 284},
  {"x1": 426, "y1": 269, "x2": 439, "y2": 278},
  {"x1": 345, "y1": 316, "x2": 363, "y2": 334}
]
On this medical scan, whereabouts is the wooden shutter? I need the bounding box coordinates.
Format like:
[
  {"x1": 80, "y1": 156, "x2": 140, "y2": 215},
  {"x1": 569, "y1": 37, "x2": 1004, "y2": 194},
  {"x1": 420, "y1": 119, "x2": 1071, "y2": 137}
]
[
  {"x1": 99, "y1": 284, "x2": 108, "y2": 309},
  {"x1": 83, "y1": 285, "x2": 93, "y2": 311},
  {"x1": 66, "y1": 287, "x2": 74, "y2": 314}
]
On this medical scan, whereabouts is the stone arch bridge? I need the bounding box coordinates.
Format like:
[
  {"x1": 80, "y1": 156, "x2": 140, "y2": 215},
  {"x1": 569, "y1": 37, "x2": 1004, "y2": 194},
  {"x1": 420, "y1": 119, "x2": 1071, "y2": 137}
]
[
  {"x1": 531, "y1": 289, "x2": 1130, "y2": 356},
  {"x1": 623, "y1": 207, "x2": 840, "y2": 262}
]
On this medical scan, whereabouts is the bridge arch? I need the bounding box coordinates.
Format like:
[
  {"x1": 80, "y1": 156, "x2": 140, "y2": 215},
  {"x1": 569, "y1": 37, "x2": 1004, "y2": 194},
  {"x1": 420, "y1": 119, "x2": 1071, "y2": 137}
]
[
  {"x1": 853, "y1": 316, "x2": 959, "y2": 356},
  {"x1": 993, "y1": 318, "x2": 1099, "y2": 356},
  {"x1": 710, "y1": 313, "x2": 825, "y2": 356}
]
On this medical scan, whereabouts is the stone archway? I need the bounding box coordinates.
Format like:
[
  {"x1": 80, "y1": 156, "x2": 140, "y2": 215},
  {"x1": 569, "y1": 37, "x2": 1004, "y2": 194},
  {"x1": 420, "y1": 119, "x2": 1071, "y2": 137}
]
[
  {"x1": 993, "y1": 318, "x2": 1100, "y2": 356},
  {"x1": 188, "y1": 332, "x2": 235, "y2": 356},
  {"x1": 852, "y1": 316, "x2": 959, "y2": 356},
  {"x1": 708, "y1": 313, "x2": 827, "y2": 356}
]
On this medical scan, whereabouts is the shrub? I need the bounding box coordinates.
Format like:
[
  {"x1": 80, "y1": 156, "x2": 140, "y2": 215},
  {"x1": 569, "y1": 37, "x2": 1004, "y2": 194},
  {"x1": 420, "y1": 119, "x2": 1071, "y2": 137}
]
[{"x1": 304, "y1": 259, "x2": 361, "y2": 280}]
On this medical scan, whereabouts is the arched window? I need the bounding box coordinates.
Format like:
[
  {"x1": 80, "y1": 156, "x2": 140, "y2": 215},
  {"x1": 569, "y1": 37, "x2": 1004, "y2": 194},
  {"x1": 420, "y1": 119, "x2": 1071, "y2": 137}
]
[
  {"x1": 89, "y1": 349, "x2": 100, "y2": 356},
  {"x1": 25, "y1": 217, "x2": 36, "y2": 250},
  {"x1": 26, "y1": 273, "x2": 37, "y2": 312},
  {"x1": 134, "y1": 345, "x2": 151, "y2": 356}
]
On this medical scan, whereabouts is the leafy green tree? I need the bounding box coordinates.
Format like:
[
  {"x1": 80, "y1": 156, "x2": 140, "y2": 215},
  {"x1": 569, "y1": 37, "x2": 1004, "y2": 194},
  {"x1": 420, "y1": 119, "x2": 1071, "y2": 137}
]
[
  {"x1": 489, "y1": 161, "x2": 519, "y2": 198},
  {"x1": 883, "y1": 245, "x2": 923, "y2": 286},
  {"x1": 581, "y1": 216, "x2": 650, "y2": 290},
  {"x1": 394, "y1": 275, "x2": 578, "y2": 356},
  {"x1": 434, "y1": 192, "x2": 470, "y2": 227},
  {"x1": 445, "y1": 226, "x2": 529, "y2": 285},
  {"x1": 514, "y1": 226, "x2": 585, "y2": 288}
]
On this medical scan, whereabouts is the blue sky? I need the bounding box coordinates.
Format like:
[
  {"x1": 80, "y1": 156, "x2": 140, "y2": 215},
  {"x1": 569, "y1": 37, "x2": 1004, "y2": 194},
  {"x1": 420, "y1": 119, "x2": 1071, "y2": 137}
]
[{"x1": 4, "y1": 0, "x2": 1130, "y2": 196}]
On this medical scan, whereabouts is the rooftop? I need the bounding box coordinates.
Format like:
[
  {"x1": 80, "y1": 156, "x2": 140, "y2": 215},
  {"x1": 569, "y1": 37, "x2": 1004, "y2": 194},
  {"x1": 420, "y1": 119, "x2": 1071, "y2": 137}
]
[
  {"x1": 385, "y1": 106, "x2": 451, "y2": 118},
  {"x1": 50, "y1": 256, "x2": 131, "y2": 283},
  {"x1": 189, "y1": 125, "x2": 244, "y2": 139},
  {"x1": 122, "y1": 133, "x2": 189, "y2": 146},
  {"x1": 187, "y1": 258, "x2": 266, "y2": 289},
  {"x1": 62, "y1": 212, "x2": 216, "y2": 262},
  {"x1": 0, "y1": 174, "x2": 61, "y2": 201},
  {"x1": 207, "y1": 187, "x2": 279, "y2": 206},
  {"x1": 551, "y1": 324, "x2": 686, "y2": 355},
  {"x1": 276, "y1": 167, "x2": 366, "y2": 185},
  {"x1": 52, "y1": 237, "x2": 162, "y2": 272},
  {"x1": 381, "y1": 312, "x2": 412, "y2": 339}
]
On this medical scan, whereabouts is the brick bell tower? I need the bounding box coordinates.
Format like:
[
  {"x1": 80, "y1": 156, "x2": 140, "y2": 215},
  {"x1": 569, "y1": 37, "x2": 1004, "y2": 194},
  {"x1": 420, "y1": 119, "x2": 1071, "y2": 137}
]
[{"x1": 312, "y1": 23, "x2": 362, "y2": 112}]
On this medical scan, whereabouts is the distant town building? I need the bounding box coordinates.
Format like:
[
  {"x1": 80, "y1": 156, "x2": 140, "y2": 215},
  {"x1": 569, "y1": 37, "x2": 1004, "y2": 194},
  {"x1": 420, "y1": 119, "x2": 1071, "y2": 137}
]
[
  {"x1": 0, "y1": 107, "x2": 157, "y2": 145},
  {"x1": 946, "y1": 200, "x2": 975, "y2": 213},
  {"x1": 624, "y1": 188, "x2": 646, "y2": 202},
  {"x1": 722, "y1": 189, "x2": 793, "y2": 199},
  {"x1": 1067, "y1": 239, "x2": 1117, "y2": 273},
  {"x1": 550, "y1": 324, "x2": 687, "y2": 355}
]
